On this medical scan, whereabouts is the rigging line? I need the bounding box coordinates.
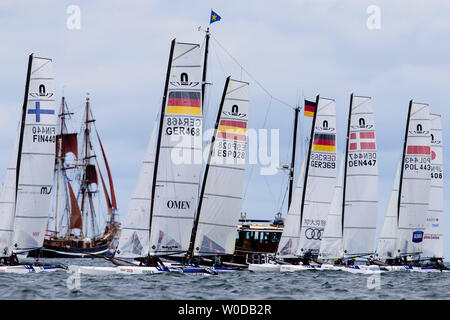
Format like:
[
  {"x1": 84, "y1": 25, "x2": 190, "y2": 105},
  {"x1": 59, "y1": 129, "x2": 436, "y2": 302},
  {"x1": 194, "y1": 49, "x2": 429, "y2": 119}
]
[
  {"x1": 210, "y1": 35, "x2": 295, "y2": 111},
  {"x1": 242, "y1": 96, "x2": 273, "y2": 199},
  {"x1": 278, "y1": 179, "x2": 290, "y2": 213}
]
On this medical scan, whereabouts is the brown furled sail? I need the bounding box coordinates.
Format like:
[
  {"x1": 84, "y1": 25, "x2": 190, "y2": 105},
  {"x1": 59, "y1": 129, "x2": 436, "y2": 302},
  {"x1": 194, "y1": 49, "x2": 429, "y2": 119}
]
[
  {"x1": 95, "y1": 157, "x2": 113, "y2": 218},
  {"x1": 86, "y1": 164, "x2": 98, "y2": 185},
  {"x1": 95, "y1": 131, "x2": 117, "y2": 209},
  {"x1": 56, "y1": 133, "x2": 78, "y2": 159},
  {"x1": 68, "y1": 181, "x2": 82, "y2": 230}
]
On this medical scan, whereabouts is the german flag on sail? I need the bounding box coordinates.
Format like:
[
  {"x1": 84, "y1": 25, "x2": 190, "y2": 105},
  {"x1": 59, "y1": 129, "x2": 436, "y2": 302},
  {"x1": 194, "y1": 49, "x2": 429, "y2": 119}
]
[
  {"x1": 304, "y1": 100, "x2": 316, "y2": 117},
  {"x1": 312, "y1": 133, "x2": 335, "y2": 152},
  {"x1": 217, "y1": 119, "x2": 247, "y2": 141},
  {"x1": 167, "y1": 91, "x2": 201, "y2": 115}
]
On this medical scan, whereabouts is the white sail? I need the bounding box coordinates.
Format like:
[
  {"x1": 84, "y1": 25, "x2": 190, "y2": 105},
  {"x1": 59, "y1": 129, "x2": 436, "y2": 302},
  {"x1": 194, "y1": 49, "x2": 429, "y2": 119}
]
[
  {"x1": 116, "y1": 125, "x2": 157, "y2": 258},
  {"x1": 149, "y1": 42, "x2": 204, "y2": 256},
  {"x1": 318, "y1": 158, "x2": 344, "y2": 260},
  {"x1": 343, "y1": 96, "x2": 378, "y2": 257},
  {"x1": 12, "y1": 56, "x2": 57, "y2": 253},
  {"x1": 375, "y1": 161, "x2": 401, "y2": 260},
  {"x1": 396, "y1": 102, "x2": 431, "y2": 258},
  {"x1": 422, "y1": 113, "x2": 443, "y2": 259},
  {"x1": 192, "y1": 78, "x2": 249, "y2": 256},
  {"x1": 297, "y1": 97, "x2": 337, "y2": 256},
  {"x1": 277, "y1": 158, "x2": 306, "y2": 258},
  {"x1": 0, "y1": 131, "x2": 19, "y2": 257}
]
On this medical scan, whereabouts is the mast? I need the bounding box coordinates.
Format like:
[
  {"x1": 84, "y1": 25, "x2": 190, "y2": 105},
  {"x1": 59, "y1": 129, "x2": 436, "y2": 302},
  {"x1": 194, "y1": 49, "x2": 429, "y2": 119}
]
[
  {"x1": 148, "y1": 39, "x2": 176, "y2": 255},
  {"x1": 397, "y1": 100, "x2": 412, "y2": 233},
  {"x1": 187, "y1": 29, "x2": 213, "y2": 258},
  {"x1": 80, "y1": 95, "x2": 93, "y2": 238},
  {"x1": 288, "y1": 106, "x2": 300, "y2": 210},
  {"x1": 54, "y1": 96, "x2": 66, "y2": 235},
  {"x1": 15, "y1": 54, "x2": 33, "y2": 204},
  {"x1": 188, "y1": 76, "x2": 230, "y2": 258},
  {"x1": 201, "y1": 28, "x2": 210, "y2": 106},
  {"x1": 299, "y1": 95, "x2": 319, "y2": 224},
  {"x1": 341, "y1": 94, "x2": 353, "y2": 236}
]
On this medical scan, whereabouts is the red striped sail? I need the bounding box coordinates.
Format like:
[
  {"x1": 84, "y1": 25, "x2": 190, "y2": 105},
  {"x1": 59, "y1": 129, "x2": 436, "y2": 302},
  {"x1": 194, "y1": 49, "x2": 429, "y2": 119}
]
[{"x1": 407, "y1": 145, "x2": 430, "y2": 155}]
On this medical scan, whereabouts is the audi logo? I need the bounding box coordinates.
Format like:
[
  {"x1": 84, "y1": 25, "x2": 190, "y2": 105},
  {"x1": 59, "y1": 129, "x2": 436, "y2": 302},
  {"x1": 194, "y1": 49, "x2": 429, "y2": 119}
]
[{"x1": 305, "y1": 228, "x2": 323, "y2": 240}]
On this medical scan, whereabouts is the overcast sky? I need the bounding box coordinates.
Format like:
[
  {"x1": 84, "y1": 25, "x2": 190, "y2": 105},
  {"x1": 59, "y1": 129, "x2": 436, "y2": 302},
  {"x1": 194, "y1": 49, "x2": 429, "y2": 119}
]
[{"x1": 0, "y1": 1, "x2": 449, "y2": 256}]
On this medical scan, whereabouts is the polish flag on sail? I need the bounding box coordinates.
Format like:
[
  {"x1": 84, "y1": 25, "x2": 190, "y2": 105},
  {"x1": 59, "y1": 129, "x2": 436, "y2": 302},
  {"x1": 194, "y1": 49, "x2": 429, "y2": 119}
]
[
  {"x1": 407, "y1": 145, "x2": 430, "y2": 155},
  {"x1": 349, "y1": 131, "x2": 376, "y2": 150}
]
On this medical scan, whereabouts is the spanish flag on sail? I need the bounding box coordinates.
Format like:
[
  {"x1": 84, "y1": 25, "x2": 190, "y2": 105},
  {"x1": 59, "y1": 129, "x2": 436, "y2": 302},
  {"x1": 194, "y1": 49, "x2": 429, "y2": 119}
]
[
  {"x1": 166, "y1": 91, "x2": 201, "y2": 115},
  {"x1": 217, "y1": 119, "x2": 247, "y2": 141},
  {"x1": 312, "y1": 133, "x2": 336, "y2": 152},
  {"x1": 304, "y1": 100, "x2": 316, "y2": 117}
]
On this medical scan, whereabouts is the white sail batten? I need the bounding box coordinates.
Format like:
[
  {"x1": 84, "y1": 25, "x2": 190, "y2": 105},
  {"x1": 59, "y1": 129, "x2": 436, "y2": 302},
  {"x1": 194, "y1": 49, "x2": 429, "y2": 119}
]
[
  {"x1": 277, "y1": 158, "x2": 306, "y2": 258},
  {"x1": 422, "y1": 114, "x2": 443, "y2": 259},
  {"x1": 297, "y1": 97, "x2": 337, "y2": 256},
  {"x1": 396, "y1": 102, "x2": 431, "y2": 258},
  {"x1": 375, "y1": 161, "x2": 401, "y2": 260},
  {"x1": 12, "y1": 56, "x2": 57, "y2": 253},
  {"x1": 149, "y1": 42, "x2": 204, "y2": 256},
  {"x1": 319, "y1": 158, "x2": 344, "y2": 261},
  {"x1": 343, "y1": 96, "x2": 378, "y2": 258},
  {"x1": 116, "y1": 126, "x2": 157, "y2": 258},
  {"x1": 193, "y1": 79, "x2": 249, "y2": 256},
  {"x1": 0, "y1": 132, "x2": 19, "y2": 257}
]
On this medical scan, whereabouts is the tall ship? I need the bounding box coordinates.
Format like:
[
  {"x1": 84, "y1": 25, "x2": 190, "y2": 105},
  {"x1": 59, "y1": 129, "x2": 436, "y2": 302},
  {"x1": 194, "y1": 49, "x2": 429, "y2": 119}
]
[{"x1": 29, "y1": 95, "x2": 120, "y2": 258}]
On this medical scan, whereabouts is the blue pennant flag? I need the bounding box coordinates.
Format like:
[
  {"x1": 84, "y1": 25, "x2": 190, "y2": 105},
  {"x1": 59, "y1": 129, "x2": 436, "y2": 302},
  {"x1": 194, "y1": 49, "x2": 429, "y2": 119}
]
[{"x1": 210, "y1": 10, "x2": 221, "y2": 24}]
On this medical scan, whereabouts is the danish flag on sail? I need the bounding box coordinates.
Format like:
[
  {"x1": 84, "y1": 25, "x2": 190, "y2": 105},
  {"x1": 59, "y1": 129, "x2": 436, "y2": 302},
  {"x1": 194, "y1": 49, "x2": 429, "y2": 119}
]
[{"x1": 349, "y1": 131, "x2": 376, "y2": 150}]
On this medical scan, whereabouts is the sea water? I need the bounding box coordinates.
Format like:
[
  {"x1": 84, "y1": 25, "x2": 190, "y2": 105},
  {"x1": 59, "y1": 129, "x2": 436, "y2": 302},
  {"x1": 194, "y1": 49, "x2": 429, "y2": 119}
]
[{"x1": 0, "y1": 258, "x2": 449, "y2": 300}]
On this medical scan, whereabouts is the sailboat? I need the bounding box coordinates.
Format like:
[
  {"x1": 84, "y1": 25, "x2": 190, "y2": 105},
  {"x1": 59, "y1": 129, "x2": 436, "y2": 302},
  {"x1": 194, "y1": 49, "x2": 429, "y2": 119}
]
[
  {"x1": 0, "y1": 54, "x2": 65, "y2": 273},
  {"x1": 186, "y1": 76, "x2": 250, "y2": 270},
  {"x1": 421, "y1": 114, "x2": 444, "y2": 263},
  {"x1": 76, "y1": 35, "x2": 216, "y2": 275},
  {"x1": 375, "y1": 101, "x2": 432, "y2": 270},
  {"x1": 278, "y1": 96, "x2": 338, "y2": 272},
  {"x1": 28, "y1": 95, "x2": 120, "y2": 258},
  {"x1": 316, "y1": 95, "x2": 381, "y2": 273}
]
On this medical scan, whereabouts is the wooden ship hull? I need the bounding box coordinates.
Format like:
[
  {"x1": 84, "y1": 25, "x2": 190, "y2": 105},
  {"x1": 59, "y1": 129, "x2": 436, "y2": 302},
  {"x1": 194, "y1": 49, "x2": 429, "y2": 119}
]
[{"x1": 28, "y1": 227, "x2": 119, "y2": 258}]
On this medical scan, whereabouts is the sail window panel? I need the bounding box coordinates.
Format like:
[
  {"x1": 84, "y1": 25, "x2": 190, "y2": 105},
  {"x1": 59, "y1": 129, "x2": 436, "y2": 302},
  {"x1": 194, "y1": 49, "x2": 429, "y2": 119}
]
[
  {"x1": 17, "y1": 153, "x2": 55, "y2": 186},
  {"x1": 156, "y1": 147, "x2": 202, "y2": 184},
  {"x1": 194, "y1": 197, "x2": 242, "y2": 255},
  {"x1": 344, "y1": 175, "x2": 378, "y2": 203},
  {"x1": 13, "y1": 185, "x2": 52, "y2": 251},
  {"x1": 343, "y1": 228, "x2": 376, "y2": 256},
  {"x1": 399, "y1": 180, "x2": 430, "y2": 210},
  {"x1": 304, "y1": 174, "x2": 336, "y2": 203},
  {"x1": 202, "y1": 166, "x2": 245, "y2": 199},
  {"x1": 131, "y1": 162, "x2": 155, "y2": 199},
  {"x1": 116, "y1": 228, "x2": 149, "y2": 258},
  {"x1": 398, "y1": 203, "x2": 428, "y2": 230},
  {"x1": 30, "y1": 57, "x2": 53, "y2": 78},
  {"x1": 149, "y1": 215, "x2": 195, "y2": 255}
]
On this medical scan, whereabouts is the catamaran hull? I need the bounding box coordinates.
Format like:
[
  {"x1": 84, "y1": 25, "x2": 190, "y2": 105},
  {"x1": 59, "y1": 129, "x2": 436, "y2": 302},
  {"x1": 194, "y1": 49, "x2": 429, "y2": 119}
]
[
  {"x1": 341, "y1": 265, "x2": 387, "y2": 274},
  {"x1": 248, "y1": 263, "x2": 281, "y2": 272},
  {"x1": 316, "y1": 264, "x2": 344, "y2": 271},
  {"x1": 0, "y1": 265, "x2": 65, "y2": 273},
  {"x1": 280, "y1": 265, "x2": 318, "y2": 272},
  {"x1": 71, "y1": 265, "x2": 216, "y2": 276}
]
